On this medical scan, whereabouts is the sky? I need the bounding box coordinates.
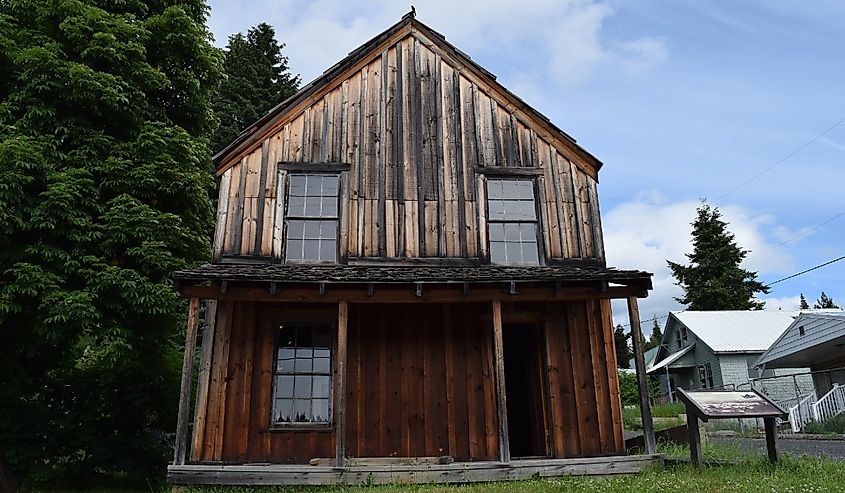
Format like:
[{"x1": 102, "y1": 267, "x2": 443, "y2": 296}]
[{"x1": 207, "y1": 0, "x2": 845, "y2": 328}]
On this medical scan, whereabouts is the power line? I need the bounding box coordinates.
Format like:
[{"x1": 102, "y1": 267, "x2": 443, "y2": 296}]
[
  {"x1": 619, "y1": 117, "x2": 845, "y2": 247},
  {"x1": 765, "y1": 254, "x2": 845, "y2": 287},
  {"x1": 618, "y1": 253, "x2": 845, "y2": 329}
]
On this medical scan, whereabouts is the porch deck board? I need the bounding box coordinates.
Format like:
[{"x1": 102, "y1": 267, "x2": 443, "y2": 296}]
[{"x1": 168, "y1": 454, "x2": 664, "y2": 485}]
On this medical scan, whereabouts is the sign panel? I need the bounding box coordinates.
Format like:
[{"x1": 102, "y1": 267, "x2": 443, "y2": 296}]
[{"x1": 676, "y1": 389, "x2": 787, "y2": 420}]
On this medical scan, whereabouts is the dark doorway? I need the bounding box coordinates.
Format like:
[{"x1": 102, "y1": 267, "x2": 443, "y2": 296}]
[{"x1": 503, "y1": 324, "x2": 550, "y2": 458}]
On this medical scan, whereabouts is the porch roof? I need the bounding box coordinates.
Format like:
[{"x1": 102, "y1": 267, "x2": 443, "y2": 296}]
[{"x1": 174, "y1": 263, "x2": 652, "y2": 287}]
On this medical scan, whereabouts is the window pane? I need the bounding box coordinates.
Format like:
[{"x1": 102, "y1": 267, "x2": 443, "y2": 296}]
[
  {"x1": 287, "y1": 220, "x2": 304, "y2": 239},
  {"x1": 296, "y1": 347, "x2": 313, "y2": 358},
  {"x1": 287, "y1": 239, "x2": 303, "y2": 260},
  {"x1": 303, "y1": 239, "x2": 320, "y2": 260},
  {"x1": 320, "y1": 221, "x2": 337, "y2": 237},
  {"x1": 489, "y1": 223, "x2": 505, "y2": 241},
  {"x1": 488, "y1": 200, "x2": 504, "y2": 220},
  {"x1": 506, "y1": 242, "x2": 521, "y2": 262},
  {"x1": 275, "y1": 375, "x2": 294, "y2": 398},
  {"x1": 294, "y1": 375, "x2": 312, "y2": 398},
  {"x1": 321, "y1": 198, "x2": 337, "y2": 216},
  {"x1": 487, "y1": 179, "x2": 503, "y2": 199},
  {"x1": 313, "y1": 376, "x2": 331, "y2": 399},
  {"x1": 312, "y1": 399, "x2": 330, "y2": 423},
  {"x1": 288, "y1": 196, "x2": 305, "y2": 216},
  {"x1": 522, "y1": 241, "x2": 539, "y2": 263},
  {"x1": 277, "y1": 347, "x2": 295, "y2": 361},
  {"x1": 490, "y1": 242, "x2": 506, "y2": 262},
  {"x1": 304, "y1": 197, "x2": 321, "y2": 216},
  {"x1": 293, "y1": 399, "x2": 310, "y2": 422},
  {"x1": 314, "y1": 330, "x2": 331, "y2": 349},
  {"x1": 313, "y1": 357, "x2": 331, "y2": 373},
  {"x1": 274, "y1": 398, "x2": 294, "y2": 423},
  {"x1": 319, "y1": 240, "x2": 336, "y2": 261},
  {"x1": 289, "y1": 176, "x2": 306, "y2": 196},
  {"x1": 520, "y1": 222, "x2": 536, "y2": 240},
  {"x1": 504, "y1": 223, "x2": 520, "y2": 241},
  {"x1": 322, "y1": 176, "x2": 339, "y2": 196},
  {"x1": 517, "y1": 200, "x2": 536, "y2": 220},
  {"x1": 501, "y1": 181, "x2": 518, "y2": 199},
  {"x1": 305, "y1": 175, "x2": 323, "y2": 195},
  {"x1": 304, "y1": 221, "x2": 320, "y2": 238},
  {"x1": 277, "y1": 358, "x2": 295, "y2": 373},
  {"x1": 278, "y1": 328, "x2": 296, "y2": 348},
  {"x1": 517, "y1": 180, "x2": 534, "y2": 199}
]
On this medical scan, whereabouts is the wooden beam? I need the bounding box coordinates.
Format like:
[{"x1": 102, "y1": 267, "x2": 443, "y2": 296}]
[
  {"x1": 174, "y1": 297, "x2": 200, "y2": 465},
  {"x1": 474, "y1": 166, "x2": 543, "y2": 176},
  {"x1": 687, "y1": 407, "x2": 702, "y2": 468},
  {"x1": 627, "y1": 296, "x2": 656, "y2": 455},
  {"x1": 764, "y1": 417, "x2": 778, "y2": 463},
  {"x1": 178, "y1": 284, "x2": 647, "y2": 304},
  {"x1": 191, "y1": 300, "x2": 217, "y2": 461},
  {"x1": 278, "y1": 161, "x2": 351, "y2": 172},
  {"x1": 491, "y1": 300, "x2": 510, "y2": 463},
  {"x1": 335, "y1": 301, "x2": 349, "y2": 466}
]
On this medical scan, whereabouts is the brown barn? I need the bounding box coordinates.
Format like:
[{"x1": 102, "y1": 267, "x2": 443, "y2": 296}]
[{"x1": 168, "y1": 12, "x2": 658, "y2": 485}]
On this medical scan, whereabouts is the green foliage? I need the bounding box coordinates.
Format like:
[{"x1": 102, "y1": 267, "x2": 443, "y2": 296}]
[
  {"x1": 643, "y1": 317, "x2": 662, "y2": 352},
  {"x1": 0, "y1": 0, "x2": 221, "y2": 487},
  {"x1": 813, "y1": 291, "x2": 839, "y2": 309},
  {"x1": 804, "y1": 415, "x2": 845, "y2": 434},
  {"x1": 211, "y1": 22, "x2": 300, "y2": 153},
  {"x1": 799, "y1": 293, "x2": 810, "y2": 309},
  {"x1": 667, "y1": 203, "x2": 770, "y2": 310},
  {"x1": 614, "y1": 324, "x2": 632, "y2": 369},
  {"x1": 617, "y1": 371, "x2": 660, "y2": 406}
]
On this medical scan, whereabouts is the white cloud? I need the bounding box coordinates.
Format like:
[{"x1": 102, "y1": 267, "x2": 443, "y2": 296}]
[
  {"x1": 603, "y1": 194, "x2": 795, "y2": 327},
  {"x1": 207, "y1": 0, "x2": 668, "y2": 88},
  {"x1": 760, "y1": 295, "x2": 801, "y2": 312}
]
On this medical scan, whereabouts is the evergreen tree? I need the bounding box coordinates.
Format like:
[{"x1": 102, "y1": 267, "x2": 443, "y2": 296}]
[
  {"x1": 644, "y1": 316, "x2": 663, "y2": 351},
  {"x1": 814, "y1": 292, "x2": 840, "y2": 309},
  {"x1": 799, "y1": 293, "x2": 810, "y2": 310},
  {"x1": 614, "y1": 324, "x2": 633, "y2": 368},
  {"x1": 211, "y1": 22, "x2": 300, "y2": 153},
  {"x1": 0, "y1": 0, "x2": 221, "y2": 486},
  {"x1": 668, "y1": 203, "x2": 770, "y2": 310}
]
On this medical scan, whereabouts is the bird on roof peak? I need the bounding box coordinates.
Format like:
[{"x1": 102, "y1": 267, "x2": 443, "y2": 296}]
[{"x1": 403, "y1": 6, "x2": 416, "y2": 20}]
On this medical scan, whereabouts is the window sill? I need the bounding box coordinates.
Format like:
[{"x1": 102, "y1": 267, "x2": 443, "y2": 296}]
[{"x1": 268, "y1": 424, "x2": 334, "y2": 432}]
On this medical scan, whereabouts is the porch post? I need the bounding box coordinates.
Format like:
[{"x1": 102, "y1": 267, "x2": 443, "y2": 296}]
[
  {"x1": 627, "y1": 296, "x2": 656, "y2": 454},
  {"x1": 491, "y1": 300, "x2": 511, "y2": 463},
  {"x1": 335, "y1": 301, "x2": 349, "y2": 467},
  {"x1": 174, "y1": 297, "x2": 200, "y2": 465}
]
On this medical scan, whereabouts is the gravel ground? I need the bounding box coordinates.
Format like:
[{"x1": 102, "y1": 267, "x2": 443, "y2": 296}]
[{"x1": 711, "y1": 435, "x2": 845, "y2": 460}]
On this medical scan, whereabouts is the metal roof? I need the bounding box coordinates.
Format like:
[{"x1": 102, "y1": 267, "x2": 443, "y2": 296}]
[
  {"x1": 670, "y1": 310, "x2": 803, "y2": 353},
  {"x1": 755, "y1": 312, "x2": 845, "y2": 368},
  {"x1": 647, "y1": 344, "x2": 695, "y2": 373}
]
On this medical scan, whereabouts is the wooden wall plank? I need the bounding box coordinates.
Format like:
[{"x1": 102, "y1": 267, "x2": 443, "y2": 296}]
[{"x1": 212, "y1": 169, "x2": 232, "y2": 262}]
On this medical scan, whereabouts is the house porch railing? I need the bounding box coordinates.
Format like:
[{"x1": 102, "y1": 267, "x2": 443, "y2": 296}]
[
  {"x1": 813, "y1": 384, "x2": 845, "y2": 425},
  {"x1": 787, "y1": 392, "x2": 817, "y2": 433}
]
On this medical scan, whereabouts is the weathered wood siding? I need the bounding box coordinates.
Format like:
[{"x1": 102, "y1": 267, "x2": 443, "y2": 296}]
[
  {"x1": 192, "y1": 299, "x2": 623, "y2": 464},
  {"x1": 212, "y1": 31, "x2": 604, "y2": 263}
]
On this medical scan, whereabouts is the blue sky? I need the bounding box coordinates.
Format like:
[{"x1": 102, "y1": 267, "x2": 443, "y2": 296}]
[{"x1": 207, "y1": 0, "x2": 845, "y2": 326}]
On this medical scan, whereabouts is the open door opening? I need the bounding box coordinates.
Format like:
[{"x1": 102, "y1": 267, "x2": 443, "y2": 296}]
[{"x1": 503, "y1": 323, "x2": 550, "y2": 458}]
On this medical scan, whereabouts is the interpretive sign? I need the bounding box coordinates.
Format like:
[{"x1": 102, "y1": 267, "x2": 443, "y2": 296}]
[{"x1": 676, "y1": 389, "x2": 787, "y2": 466}]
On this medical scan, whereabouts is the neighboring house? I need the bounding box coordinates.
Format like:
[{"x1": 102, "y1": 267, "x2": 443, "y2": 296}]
[
  {"x1": 166, "y1": 13, "x2": 656, "y2": 486},
  {"x1": 628, "y1": 347, "x2": 669, "y2": 400},
  {"x1": 755, "y1": 312, "x2": 845, "y2": 430},
  {"x1": 648, "y1": 311, "x2": 814, "y2": 405}
]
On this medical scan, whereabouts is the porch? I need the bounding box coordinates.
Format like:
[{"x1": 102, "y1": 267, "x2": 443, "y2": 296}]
[{"x1": 167, "y1": 454, "x2": 664, "y2": 485}]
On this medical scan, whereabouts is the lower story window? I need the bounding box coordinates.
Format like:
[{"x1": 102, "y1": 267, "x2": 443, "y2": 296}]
[
  {"x1": 272, "y1": 323, "x2": 333, "y2": 425},
  {"x1": 698, "y1": 363, "x2": 714, "y2": 388}
]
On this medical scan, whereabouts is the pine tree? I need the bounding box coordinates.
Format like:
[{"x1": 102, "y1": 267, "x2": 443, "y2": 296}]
[
  {"x1": 668, "y1": 203, "x2": 770, "y2": 310},
  {"x1": 211, "y1": 23, "x2": 300, "y2": 153},
  {"x1": 814, "y1": 292, "x2": 840, "y2": 309},
  {"x1": 799, "y1": 293, "x2": 810, "y2": 310},
  {"x1": 644, "y1": 317, "x2": 663, "y2": 351},
  {"x1": 614, "y1": 324, "x2": 633, "y2": 368},
  {"x1": 0, "y1": 0, "x2": 221, "y2": 485}
]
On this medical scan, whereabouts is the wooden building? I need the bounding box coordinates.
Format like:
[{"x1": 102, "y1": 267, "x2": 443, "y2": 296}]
[{"x1": 168, "y1": 12, "x2": 658, "y2": 485}]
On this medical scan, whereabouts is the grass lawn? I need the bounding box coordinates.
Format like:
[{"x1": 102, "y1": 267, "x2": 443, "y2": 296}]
[{"x1": 66, "y1": 443, "x2": 845, "y2": 493}]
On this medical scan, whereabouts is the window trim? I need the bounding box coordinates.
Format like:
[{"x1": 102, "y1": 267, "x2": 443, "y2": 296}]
[
  {"x1": 484, "y1": 176, "x2": 545, "y2": 266},
  {"x1": 283, "y1": 172, "x2": 341, "y2": 264},
  {"x1": 268, "y1": 319, "x2": 336, "y2": 431}
]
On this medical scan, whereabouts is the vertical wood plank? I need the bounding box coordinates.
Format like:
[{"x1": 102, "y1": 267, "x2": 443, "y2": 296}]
[
  {"x1": 600, "y1": 299, "x2": 625, "y2": 453},
  {"x1": 491, "y1": 300, "x2": 510, "y2": 462},
  {"x1": 173, "y1": 297, "x2": 200, "y2": 465},
  {"x1": 212, "y1": 170, "x2": 232, "y2": 262},
  {"x1": 191, "y1": 300, "x2": 217, "y2": 461},
  {"x1": 335, "y1": 301, "x2": 349, "y2": 466},
  {"x1": 587, "y1": 300, "x2": 612, "y2": 454},
  {"x1": 253, "y1": 140, "x2": 270, "y2": 255}
]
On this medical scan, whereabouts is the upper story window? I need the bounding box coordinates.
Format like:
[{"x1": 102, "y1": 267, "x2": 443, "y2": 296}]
[
  {"x1": 286, "y1": 174, "x2": 339, "y2": 263},
  {"x1": 486, "y1": 179, "x2": 539, "y2": 265},
  {"x1": 675, "y1": 326, "x2": 689, "y2": 349},
  {"x1": 272, "y1": 323, "x2": 333, "y2": 425}
]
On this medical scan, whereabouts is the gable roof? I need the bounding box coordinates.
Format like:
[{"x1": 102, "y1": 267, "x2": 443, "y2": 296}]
[
  {"x1": 213, "y1": 11, "x2": 603, "y2": 176},
  {"x1": 755, "y1": 311, "x2": 845, "y2": 368},
  {"x1": 668, "y1": 310, "x2": 801, "y2": 353}
]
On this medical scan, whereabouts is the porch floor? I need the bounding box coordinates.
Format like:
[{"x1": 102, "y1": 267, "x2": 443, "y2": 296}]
[{"x1": 167, "y1": 454, "x2": 664, "y2": 485}]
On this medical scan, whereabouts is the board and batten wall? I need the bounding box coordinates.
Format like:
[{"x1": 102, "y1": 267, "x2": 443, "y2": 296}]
[
  {"x1": 211, "y1": 31, "x2": 605, "y2": 263},
  {"x1": 190, "y1": 299, "x2": 623, "y2": 464}
]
